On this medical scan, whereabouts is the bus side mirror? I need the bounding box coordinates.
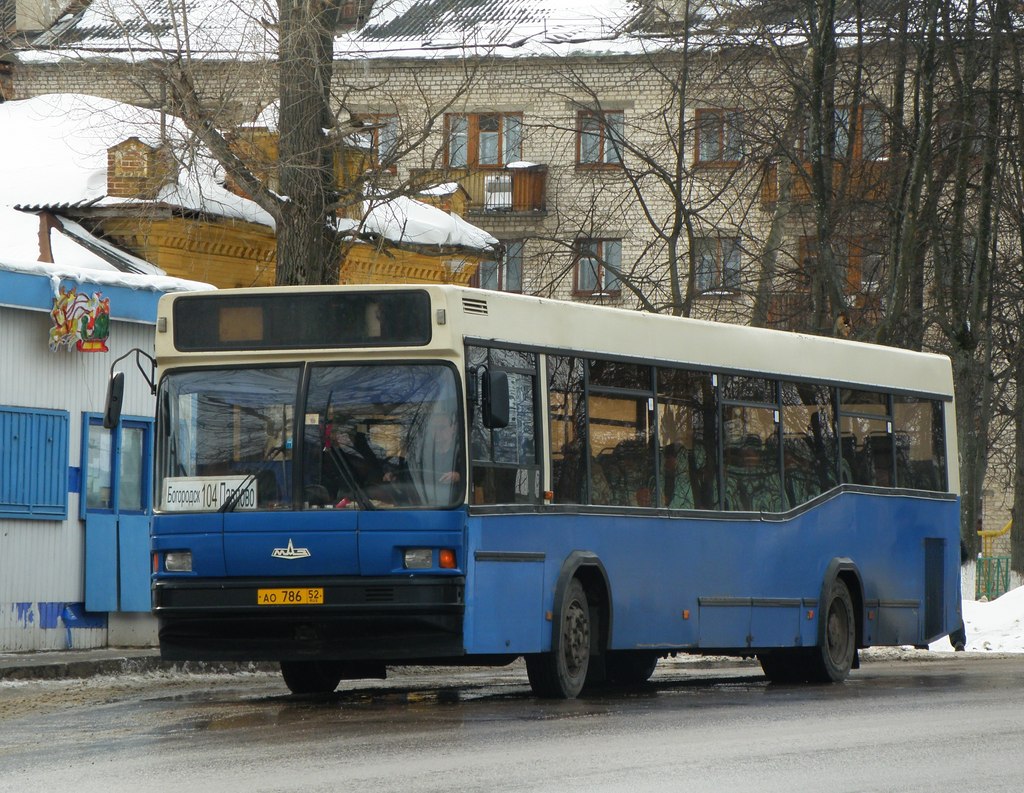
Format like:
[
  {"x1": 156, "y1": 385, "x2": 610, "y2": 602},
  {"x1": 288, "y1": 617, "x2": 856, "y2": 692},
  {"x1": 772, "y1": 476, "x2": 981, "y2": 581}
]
[
  {"x1": 103, "y1": 371, "x2": 125, "y2": 429},
  {"x1": 482, "y1": 369, "x2": 509, "y2": 429}
]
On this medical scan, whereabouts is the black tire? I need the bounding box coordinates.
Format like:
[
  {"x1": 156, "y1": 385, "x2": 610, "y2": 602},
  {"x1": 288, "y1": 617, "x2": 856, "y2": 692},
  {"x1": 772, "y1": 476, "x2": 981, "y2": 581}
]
[
  {"x1": 606, "y1": 651, "x2": 659, "y2": 685},
  {"x1": 280, "y1": 660, "x2": 344, "y2": 695},
  {"x1": 526, "y1": 578, "x2": 591, "y2": 698},
  {"x1": 806, "y1": 578, "x2": 857, "y2": 683}
]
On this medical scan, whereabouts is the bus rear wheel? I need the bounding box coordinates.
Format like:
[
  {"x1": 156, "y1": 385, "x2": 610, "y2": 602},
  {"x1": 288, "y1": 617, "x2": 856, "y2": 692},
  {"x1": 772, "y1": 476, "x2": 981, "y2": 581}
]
[
  {"x1": 280, "y1": 660, "x2": 344, "y2": 695},
  {"x1": 806, "y1": 578, "x2": 856, "y2": 683},
  {"x1": 526, "y1": 578, "x2": 591, "y2": 698}
]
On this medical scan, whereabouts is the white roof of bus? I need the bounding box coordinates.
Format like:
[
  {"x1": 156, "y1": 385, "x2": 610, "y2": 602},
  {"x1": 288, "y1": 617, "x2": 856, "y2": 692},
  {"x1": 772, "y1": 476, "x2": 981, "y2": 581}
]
[
  {"x1": 450, "y1": 288, "x2": 953, "y2": 398},
  {"x1": 156, "y1": 285, "x2": 954, "y2": 398}
]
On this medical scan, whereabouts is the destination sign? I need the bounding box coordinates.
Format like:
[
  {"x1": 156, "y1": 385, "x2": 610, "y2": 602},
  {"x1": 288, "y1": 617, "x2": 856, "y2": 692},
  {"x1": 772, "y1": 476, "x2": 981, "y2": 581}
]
[{"x1": 162, "y1": 476, "x2": 257, "y2": 512}]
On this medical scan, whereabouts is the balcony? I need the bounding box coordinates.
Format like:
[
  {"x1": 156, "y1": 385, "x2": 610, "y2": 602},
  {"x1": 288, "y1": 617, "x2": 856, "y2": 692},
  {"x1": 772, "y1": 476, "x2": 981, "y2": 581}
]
[
  {"x1": 766, "y1": 290, "x2": 884, "y2": 333},
  {"x1": 411, "y1": 165, "x2": 547, "y2": 215},
  {"x1": 761, "y1": 160, "x2": 892, "y2": 206}
]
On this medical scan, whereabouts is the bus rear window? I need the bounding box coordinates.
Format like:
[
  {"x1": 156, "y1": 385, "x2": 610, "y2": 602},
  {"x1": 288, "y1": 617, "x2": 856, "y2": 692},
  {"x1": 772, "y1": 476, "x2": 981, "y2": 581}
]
[{"x1": 173, "y1": 290, "x2": 432, "y2": 351}]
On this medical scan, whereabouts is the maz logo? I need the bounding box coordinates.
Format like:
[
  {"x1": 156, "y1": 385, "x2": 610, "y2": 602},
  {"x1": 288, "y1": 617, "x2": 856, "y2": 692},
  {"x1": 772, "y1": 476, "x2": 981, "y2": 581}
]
[{"x1": 271, "y1": 539, "x2": 311, "y2": 560}]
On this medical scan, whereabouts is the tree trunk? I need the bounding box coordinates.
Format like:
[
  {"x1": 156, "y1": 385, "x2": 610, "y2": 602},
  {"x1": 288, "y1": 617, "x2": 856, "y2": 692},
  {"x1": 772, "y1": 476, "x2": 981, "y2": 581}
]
[{"x1": 275, "y1": 0, "x2": 342, "y2": 285}]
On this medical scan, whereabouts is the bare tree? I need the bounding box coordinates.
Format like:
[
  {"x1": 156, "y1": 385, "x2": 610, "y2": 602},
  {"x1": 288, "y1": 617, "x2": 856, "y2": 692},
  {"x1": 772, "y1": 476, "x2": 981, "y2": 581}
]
[{"x1": 20, "y1": 0, "x2": 484, "y2": 285}]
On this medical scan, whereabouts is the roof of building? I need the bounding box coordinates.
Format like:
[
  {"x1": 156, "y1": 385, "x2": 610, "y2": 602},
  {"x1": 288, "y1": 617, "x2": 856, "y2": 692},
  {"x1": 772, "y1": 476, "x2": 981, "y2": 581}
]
[
  {"x1": 12, "y1": 0, "x2": 1003, "y2": 66},
  {"x1": 19, "y1": 0, "x2": 658, "y2": 62},
  {"x1": 0, "y1": 93, "x2": 275, "y2": 225},
  {"x1": 0, "y1": 94, "x2": 496, "y2": 253}
]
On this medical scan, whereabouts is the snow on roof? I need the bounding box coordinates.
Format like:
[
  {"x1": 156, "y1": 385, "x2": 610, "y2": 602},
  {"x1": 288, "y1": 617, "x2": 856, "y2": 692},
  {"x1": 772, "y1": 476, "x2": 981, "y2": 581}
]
[
  {"x1": 0, "y1": 94, "x2": 275, "y2": 227},
  {"x1": 344, "y1": 0, "x2": 647, "y2": 58},
  {"x1": 19, "y1": 0, "x2": 655, "y2": 62},
  {"x1": 362, "y1": 194, "x2": 498, "y2": 249},
  {"x1": 0, "y1": 94, "x2": 495, "y2": 253},
  {"x1": 17, "y1": 0, "x2": 998, "y2": 66},
  {"x1": 0, "y1": 205, "x2": 213, "y2": 293}
]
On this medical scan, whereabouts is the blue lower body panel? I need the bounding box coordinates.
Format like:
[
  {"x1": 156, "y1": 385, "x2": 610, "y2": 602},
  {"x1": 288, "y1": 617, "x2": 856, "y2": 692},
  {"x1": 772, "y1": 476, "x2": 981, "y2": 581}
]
[{"x1": 464, "y1": 490, "x2": 960, "y2": 656}]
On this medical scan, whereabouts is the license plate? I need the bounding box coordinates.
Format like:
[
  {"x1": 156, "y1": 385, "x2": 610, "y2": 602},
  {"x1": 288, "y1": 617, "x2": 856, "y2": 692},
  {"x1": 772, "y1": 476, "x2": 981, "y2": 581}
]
[{"x1": 257, "y1": 587, "x2": 324, "y2": 606}]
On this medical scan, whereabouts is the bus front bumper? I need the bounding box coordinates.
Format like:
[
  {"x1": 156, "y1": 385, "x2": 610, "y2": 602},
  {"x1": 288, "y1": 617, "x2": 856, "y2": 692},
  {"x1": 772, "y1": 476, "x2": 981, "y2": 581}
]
[{"x1": 153, "y1": 576, "x2": 465, "y2": 662}]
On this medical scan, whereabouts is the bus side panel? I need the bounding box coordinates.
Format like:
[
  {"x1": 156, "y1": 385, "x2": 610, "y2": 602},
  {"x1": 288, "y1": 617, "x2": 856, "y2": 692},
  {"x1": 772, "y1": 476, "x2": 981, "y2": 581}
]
[
  {"x1": 466, "y1": 556, "x2": 546, "y2": 654},
  {"x1": 464, "y1": 513, "x2": 563, "y2": 654},
  {"x1": 463, "y1": 492, "x2": 959, "y2": 657},
  {"x1": 465, "y1": 512, "x2": 700, "y2": 654}
]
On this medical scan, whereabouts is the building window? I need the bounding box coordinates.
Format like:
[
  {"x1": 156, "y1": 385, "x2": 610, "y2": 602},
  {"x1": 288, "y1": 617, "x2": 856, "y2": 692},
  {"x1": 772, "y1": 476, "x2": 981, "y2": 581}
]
[
  {"x1": 800, "y1": 236, "x2": 885, "y2": 294},
  {"x1": 475, "y1": 240, "x2": 524, "y2": 292},
  {"x1": 0, "y1": 406, "x2": 70, "y2": 520},
  {"x1": 577, "y1": 111, "x2": 624, "y2": 166},
  {"x1": 695, "y1": 109, "x2": 744, "y2": 163},
  {"x1": 802, "y1": 106, "x2": 887, "y2": 161},
  {"x1": 574, "y1": 239, "x2": 622, "y2": 296},
  {"x1": 354, "y1": 114, "x2": 399, "y2": 172},
  {"x1": 446, "y1": 113, "x2": 523, "y2": 168},
  {"x1": 694, "y1": 236, "x2": 741, "y2": 292}
]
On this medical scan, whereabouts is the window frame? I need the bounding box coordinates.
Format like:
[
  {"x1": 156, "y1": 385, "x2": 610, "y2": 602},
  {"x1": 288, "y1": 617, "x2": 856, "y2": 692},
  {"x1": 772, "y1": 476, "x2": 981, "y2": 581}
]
[
  {"x1": 445, "y1": 112, "x2": 524, "y2": 169},
  {"x1": 573, "y1": 238, "x2": 623, "y2": 298},
  {"x1": 693, "y1": 236, "x2": 742, "y2": 294},
  {"x1": 800, "y1": 105, "x2": 888, "y2": 161},
  {"x1": 800, "y1": 236, "x2": 884, "y2": 294},
  {"x1": 354, "y1": 113, "x2": 400, "y2": 174},
  {"x1": 474, "y1": 240, "x2": 525, "y2": 293},
  {"x1": 694, "y1": 108, "x2": 745, "y2": 165},
  {"x1": 576, "y1": 110, "x2": 625, "y2": 168}
]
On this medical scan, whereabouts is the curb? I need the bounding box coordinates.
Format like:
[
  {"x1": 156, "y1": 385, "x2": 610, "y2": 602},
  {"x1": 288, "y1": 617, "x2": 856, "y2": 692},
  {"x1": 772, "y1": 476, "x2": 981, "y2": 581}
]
[{"x1": 0, "y1": 652, "x2": 278, "y2": 682}]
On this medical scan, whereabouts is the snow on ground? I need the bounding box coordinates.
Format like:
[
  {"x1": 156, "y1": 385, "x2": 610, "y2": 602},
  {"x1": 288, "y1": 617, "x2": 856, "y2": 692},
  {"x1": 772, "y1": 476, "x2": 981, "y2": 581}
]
[{"x1": 929, "y1": 584, "x2": 1024, "y2": 654}]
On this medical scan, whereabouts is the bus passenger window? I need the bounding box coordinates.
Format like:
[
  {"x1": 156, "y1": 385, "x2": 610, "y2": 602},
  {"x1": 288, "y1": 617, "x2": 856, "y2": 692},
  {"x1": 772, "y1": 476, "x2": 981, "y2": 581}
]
[
  {"x1": 781, "y1": 382, "x2": 838, "y2": 507},
  {"x1": 587, "y1": 393, "x2": 654, "y2": 507},
  {"x1": 893, "y1": 396, "x2": 946, "y2": 491},
  {"x1": 587, "y1": 359, "x2": 655, "y2": 508},
  {"x1": 548, "y1": 356, "x2": 587, "y2": 505},
  {"x1": 721, "y1": 377, "x2": 783, "y2": 512},
  {"x1": 839, "y1": 388, "x2": 891, "y2": 487},
  {"x1": 657, "y1": 368, "x2": 718, "y2": 510},
  {"x1": 722, "y1": 407, "x2": 782, "y2": 512}
]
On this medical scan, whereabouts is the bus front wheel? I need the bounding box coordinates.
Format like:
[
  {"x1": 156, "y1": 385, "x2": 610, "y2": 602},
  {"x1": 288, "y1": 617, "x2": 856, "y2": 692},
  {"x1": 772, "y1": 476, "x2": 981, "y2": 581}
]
[
  {"x1": 280, "y1": 660, "x2": 344, "y2": 695},
  {"x1": 526, "y1": 578, "x2": 591, "y2": 698}
]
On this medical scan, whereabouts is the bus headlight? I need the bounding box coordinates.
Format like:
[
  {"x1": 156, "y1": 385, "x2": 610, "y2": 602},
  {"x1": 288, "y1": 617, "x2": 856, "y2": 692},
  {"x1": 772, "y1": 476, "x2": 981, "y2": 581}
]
[
  {"x1": 403, "y1": 549, "x2": 432, "y2": 569},
  {"x1": 164, "y1": 551, "x2": 193, "y2": 572}
]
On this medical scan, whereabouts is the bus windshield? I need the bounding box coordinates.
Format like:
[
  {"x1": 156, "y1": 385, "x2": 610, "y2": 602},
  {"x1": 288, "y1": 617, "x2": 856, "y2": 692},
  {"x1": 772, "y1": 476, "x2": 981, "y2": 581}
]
[{"x1": 156, "y1": 363, "x2": 464, "y2": 511}]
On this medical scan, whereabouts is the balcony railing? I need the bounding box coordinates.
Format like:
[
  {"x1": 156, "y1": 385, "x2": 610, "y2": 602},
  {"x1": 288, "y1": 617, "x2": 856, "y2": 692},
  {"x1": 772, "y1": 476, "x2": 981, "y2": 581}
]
[
  {"x1": 761, "y1": 160, "x2": 892, "y2": 206},
  {"x1": 766, "y1": 290, "x2": 884, "y2": 333},
  {"x1": 411, "y1": 165, "x2": 548, "y2": 214}
]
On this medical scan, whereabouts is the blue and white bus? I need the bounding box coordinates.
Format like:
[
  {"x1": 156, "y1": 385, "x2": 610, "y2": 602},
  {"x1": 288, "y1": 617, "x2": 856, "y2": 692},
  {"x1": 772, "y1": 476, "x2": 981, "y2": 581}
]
[{"x1": 133, "y1": 285, "x2": 961, "y2": 697}]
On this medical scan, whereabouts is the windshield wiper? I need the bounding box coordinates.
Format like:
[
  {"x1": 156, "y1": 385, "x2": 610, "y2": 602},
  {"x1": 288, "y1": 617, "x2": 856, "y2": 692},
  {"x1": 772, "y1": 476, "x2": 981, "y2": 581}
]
[
  {"x1": 220, "y1": 444, "x2": 286, "y2": 513},
  {"x1": 324, "y1": 445, "x2": 374, "y2": 510}
]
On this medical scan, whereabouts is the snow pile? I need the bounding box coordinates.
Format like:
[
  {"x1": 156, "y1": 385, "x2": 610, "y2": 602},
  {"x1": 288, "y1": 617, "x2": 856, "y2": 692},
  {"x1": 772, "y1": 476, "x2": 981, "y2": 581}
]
[{"x1": 930, "y1": 585, "x2": 1024, "y2": 654}]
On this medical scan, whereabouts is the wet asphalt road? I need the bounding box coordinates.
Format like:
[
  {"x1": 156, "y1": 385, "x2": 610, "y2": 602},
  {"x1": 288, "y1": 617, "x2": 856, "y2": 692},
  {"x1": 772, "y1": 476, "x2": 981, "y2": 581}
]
[{"x1": 1, "y1": 653, "x2": 1022, "y2": 792}]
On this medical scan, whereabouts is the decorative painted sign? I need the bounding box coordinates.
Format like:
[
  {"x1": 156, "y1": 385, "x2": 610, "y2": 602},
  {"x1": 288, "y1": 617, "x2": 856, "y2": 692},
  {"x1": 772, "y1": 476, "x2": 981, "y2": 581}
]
[{"x1": 49, "y1": 286, "x2": 111, "y2": 352}]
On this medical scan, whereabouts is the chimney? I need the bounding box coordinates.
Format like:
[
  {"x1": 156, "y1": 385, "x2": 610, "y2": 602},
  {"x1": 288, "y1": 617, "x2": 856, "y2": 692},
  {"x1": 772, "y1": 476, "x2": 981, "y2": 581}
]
[{"x1": 107, "y1": 137, "x2": 176, "y2": 200}]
